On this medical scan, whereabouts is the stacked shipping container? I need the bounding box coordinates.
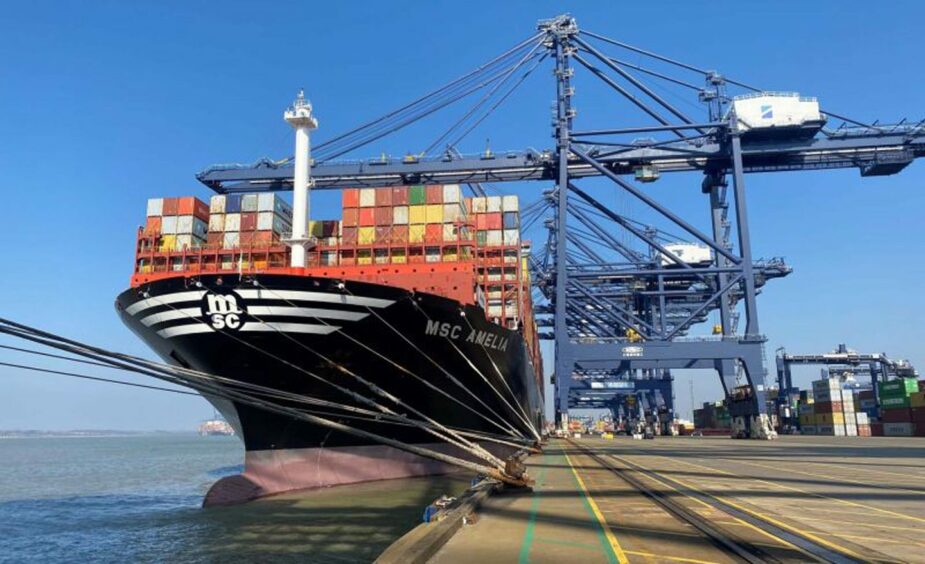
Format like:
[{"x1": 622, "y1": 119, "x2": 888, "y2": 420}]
[
  {"x1": 878, "y1": 378, "x2": 922, "y2": 436},
  {"x1": 207, "y1": 194, "x2": 294, "y2": 250},
  {"x1": 145, "y1": 197, "x2": 209, "y2": 253}
]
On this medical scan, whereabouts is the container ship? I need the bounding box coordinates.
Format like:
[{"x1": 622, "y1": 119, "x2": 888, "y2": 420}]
[{"x1": 117, "y1": 184, "x2": 544, "y2": 505}]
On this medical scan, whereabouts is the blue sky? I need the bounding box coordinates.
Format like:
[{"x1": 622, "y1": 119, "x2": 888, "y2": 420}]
[{"x1": 1, "y1": 1, "x2": 922, "y2": 429}]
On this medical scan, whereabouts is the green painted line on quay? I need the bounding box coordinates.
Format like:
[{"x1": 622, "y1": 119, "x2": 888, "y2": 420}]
[{"x1": 517, "y1": 455, "x2": 548, "y2": 564}]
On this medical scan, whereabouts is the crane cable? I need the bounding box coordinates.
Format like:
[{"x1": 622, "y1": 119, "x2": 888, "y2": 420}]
[{"x1": 0, "y1": 319, "x2": 527, "y2": 485}]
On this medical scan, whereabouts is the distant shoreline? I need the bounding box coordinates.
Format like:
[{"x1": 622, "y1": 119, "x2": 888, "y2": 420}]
[{"x1": 0, "y1": 430, "x2": 197, "y2": 439}]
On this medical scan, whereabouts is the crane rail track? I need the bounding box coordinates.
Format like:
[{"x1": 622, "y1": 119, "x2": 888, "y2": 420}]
[{"x1": 566, "y1": 439, "x2": 866, "y2": 564}]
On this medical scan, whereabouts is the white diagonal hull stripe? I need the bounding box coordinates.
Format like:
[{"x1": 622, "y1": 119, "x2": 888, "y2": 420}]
[
  {"x1": 246, "y1": 306, "x2": 368, "y2": 322},
  {"x1": 157, "y1": 324, "x2": 215, "y2": 338},
  {"x1": 126, "y1": 291, "x2": 206, "y2": 316},
  {"x1": 241, "y1": 322, "x2": 340, "y2": 335},
  {"x1": 236, "y1": 289, "x2": 394, "y2": 308},
  {"x1": 140, "y1": 308, "x2": 202, "y2": 327}
]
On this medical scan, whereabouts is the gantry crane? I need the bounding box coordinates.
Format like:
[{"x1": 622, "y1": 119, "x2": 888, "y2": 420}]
[{"x1": 196, "y1": 15, "x2": 924, "y2": 438}]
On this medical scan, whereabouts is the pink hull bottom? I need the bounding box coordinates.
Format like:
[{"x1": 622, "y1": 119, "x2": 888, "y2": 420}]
[{"x1": 203, "y1": 442, "x2": 514, "y2": 506}]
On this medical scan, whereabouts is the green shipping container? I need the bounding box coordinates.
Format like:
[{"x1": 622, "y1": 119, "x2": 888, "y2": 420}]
[
  {"x1": 879, "y1": 378, "x2": 918, "y2": 397},
  {"x1": 880, "y1": 395, "x2": 911, "y2": 409},
  {"x1": 409, "y1": 185, "x2": 426, "y2": 205}
]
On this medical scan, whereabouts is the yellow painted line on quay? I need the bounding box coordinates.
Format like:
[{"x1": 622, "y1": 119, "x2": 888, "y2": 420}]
[
  {"x1": 622, "y1": 550, "x2": 722, "y2": 564},
  {"x1": 563, "y1": 449, "x2": 630, "y2": 564},
  {"x1": 644, "y1": 444, "x2": 925, "y2": 525}
]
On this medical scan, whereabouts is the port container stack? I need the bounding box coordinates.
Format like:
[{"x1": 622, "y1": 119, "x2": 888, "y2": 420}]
[
  {"x1": 467, "y1": 196, "x2": 525, "y2": 327},
  {"x1": 796, "y1": 378, "x2": 860, "y2": 436},
  {"x1": 693, "y1": 401, "x2": 731, "y2": 431},
  {"x1": 339, "y1": 185, "x2": 472, "y2": 266},
  {"x1": 208, "y1": 194, "x2": 294, "y2": 251},
  {"x1": 879, "y1": 378, "x2": 920, "y2": 436}
]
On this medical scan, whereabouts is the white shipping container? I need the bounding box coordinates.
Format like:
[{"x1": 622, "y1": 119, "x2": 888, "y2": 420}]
[
  {"x1": 842, "y1": 412, "x2": 856, "y2": 425},
  {"x1": 883, "y1": 422, "x2": 914, "y2": 437},
  {"x1": 393, "y1": 206, "x2": 409, "y2": 225},
  {"x1": 175, "y1": 234, "x2": 204, "y2": 250},
  {"x1": 486, "y1": 196, "x2": 502, "y2": 213},
  {"x1": 177, "y1": 215, "x2": 194, "y2": 234},
  {"x1": 443, "y1": 202, "x2": 465, "y2": 223},
  {"x1": 257, "y1": 212, "x2": 276, "y2": 231},
  {"x1": 502, "y1": 195, "x2": 519, "y2": 212},
  {"x1": 223, "y1": 232, "x2": 240, "y2": 249},
  {"x1": 855, "y1": 412, "x2": 869, "y2": 425},
  {"x1": 471, "y1": 197, "x2": 487, "y2": 213},
  {"x1": 161, "y1": 216, "x2": 178, "y2": 235},
  {"x1": 224, "y1": 213, "x2": 241, "y2": 232},
  {"x1": 443, "y1": 184, "x2": 461, "y2": 203},
  {"x1": 210, "y1": 195, "x2": 226, "y2": 214},
  {"x1": 844, "y1": 424, "x2": 858, "y2": 437},
  {"x1": 443, "y1": 224, "x2": 457, "y2": 242},
  {"x1": 486, "y1": 230, "x2": 503, "y2": 246},
  {"x1": 425, "y1": 249, "x2": 441, "y2": 263},
  {"x1": 242, "y1": 194, "x2": 259, "y2": 212},
  {"x1": 209, "y1": 214, "x2": 225, "y2": 232},
  {"x1": 503, "y1": 229, "x2": 520, "y2": 245},
  {"x1": 147, "y1": 198, "x2": 164, "y2": 217},
  {"x1": 257, "y1": 193, "x2": 275, "y2": 212},
  {"x1": 359, "y1": 188, "x2": 376, "y2": 207}
]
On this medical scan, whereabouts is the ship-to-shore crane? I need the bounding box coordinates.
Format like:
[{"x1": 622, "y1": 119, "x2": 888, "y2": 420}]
[{"x1": 197, "y1": 15, "x2": 924, "y2": 438}]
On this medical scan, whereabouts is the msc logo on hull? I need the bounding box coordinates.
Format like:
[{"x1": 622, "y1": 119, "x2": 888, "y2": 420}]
[{"x1": 202, "y1": 292, "x2": 247, "y2": 331}]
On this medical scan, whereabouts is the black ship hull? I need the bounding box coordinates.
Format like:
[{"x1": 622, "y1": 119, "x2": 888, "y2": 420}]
[{"x1": 117, "y1": 274, "x2": 543, "y2": 504}]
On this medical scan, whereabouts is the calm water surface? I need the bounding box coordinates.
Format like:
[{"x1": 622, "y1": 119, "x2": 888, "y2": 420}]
[{"x1": 0, "y1": 434, "x2": 468, "y2": 563}]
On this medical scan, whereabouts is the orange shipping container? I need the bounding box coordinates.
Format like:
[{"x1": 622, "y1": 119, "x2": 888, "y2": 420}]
[
  {"x1": 342, "y1": 208, "x2": 359, "y2": 227},
  {"x1": 486, "y1": 213, "x2": 503, "y2": 230},
  {"x1": 425, "y1": 185, "x2": 443, "y2": 204},
  {"x1": 375, "y1": 189, "x2": 392, "y2": 206},
  {"x1": 342, "y1": 189, "x2": 359, "y2": 208},
  {"x1": 240, "y1": 231, "x2": 255, "y2": 245},
  {"x1": 144, "y1": 216, "x2": 162, "y2": 235},
  {"x1": 177, "y1": 197, "x2": 209, "y2": 221},
  {"x1": 375, "y1": 207, "x2": 392, "y2": 225},
  {"x1": 425, "y1": 224, "x2": 443, "y2": 243},
  {"x1": 391, "y1": 187, "x2": 409, "y2": 205},
  {"x1": 390, "y1": 225, "x2": 409, "y2": 243},
  {"x1": 254, "y1": 231, "x2": 275, "y2": 245},
  {"x1": 358, "y1": 208, "x2": 375, "y2": 226},
  {"x1": 206, "y1": 232, "x2": 222, "y2": 247},
  {"x1": 162, "y1": 197, "x2": 179, "y2": 216},
  {"x1": 476, "y1": 214, "x2": 489, "y2": 230}
]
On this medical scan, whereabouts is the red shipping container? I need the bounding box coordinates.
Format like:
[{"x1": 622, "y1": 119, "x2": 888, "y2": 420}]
[
  {"x1": 476, "y1": 214, "x2": 489, "y2": 230},
  {"x1": 858, "y1": 390, "x2": 875, "y2": 400},
  {"x1": 254, "y1": 231, "x2": 275, "y2": 245},
  {"x1": 920, "y1": 380, "x2": 925, "y2": 392},
  {"x1": 342, "y1": 208, "x2": 359, "y2": 227},
  {"x1": 425, "y1": 224, "x2": 443, "y2": 243},
  {"x1": 144, "y1": 217, "x2": 161, "y2": 235},
  {"x1": 881, "y1": 408, "x2": 912, "y2": 423},
  {"x1": 341, "y1": 227, "x2": 357, "y2": 244},
  {"x1": 916, "y1": 421, "x2": 925, "y2": 437},
  {"x1": 342, "y1": 189, "x2": 359, "y2": 208},
  {"x1": 375, "y1": 189, "x2": 392, "y2": 206},
  {"x1": 162, "y1": 197, "x2": 178, "y2": 216},
  {"x1": 813, "y1": 401, "x2": 843, "y2": 413},
  {"x1": 390, "y1": 225, "x2": 409, "y2": 244},
  {"x1": 871, "y1": 422, "x2": 884, "y2": 436},
  {"x1": 375, "y1": 226, "x2": 391, "y2": 243},
  {"x1": 912, "y1": 407, "x2": 925, "y2": 424},
  {"x1": 375, "y1": 207, "x2": 392, "y2": 225},
  {"x1": 241, "y1": 212, "x2": 258, "y2": 231},
  {"x1": 391, "y1": 187, "x2": 409, "y2": 205},
  {"x1": 358, "y1": 208, "x2": 375, "y2": 226},
  {"x1": 425, "y1": 185, "x2": 443, "y2": 204},
  {"x1": 206, "y1": 232, "x2": 222, "y2": 247},
  {"x1": 486, "y1": 213, "x2": 503, "y2": 230},
  {"x1": 240, "y1": 231, "x2": 255, "y2": 246}
]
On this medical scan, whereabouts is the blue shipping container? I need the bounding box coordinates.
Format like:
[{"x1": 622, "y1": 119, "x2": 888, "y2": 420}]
[
  {"x1": 225, "y1": 194, "x2": 243, "y2": 213},
  {"x1": 503, "y1": 212, "x2": 519, "y2": 229}
]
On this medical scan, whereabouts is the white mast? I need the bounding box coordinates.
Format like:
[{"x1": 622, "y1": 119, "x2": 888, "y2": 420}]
[{"x1": 284, "y1": 89, "x2": 319, "y2": 268}]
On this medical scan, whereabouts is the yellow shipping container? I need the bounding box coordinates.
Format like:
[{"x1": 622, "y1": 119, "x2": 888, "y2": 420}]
[
  {"x1": 253, "y1": 260, "x2": 268, "y2": 270},
  {"x1": 911, "y1": 391, "x2": 925, "y2": 408},
  {"x1": 358, "y1": 227, "x2": 376, "y2": 244},
  {"x1": 426, "y1": 204, "x2": 443, "y2": 223},
  {"x1": 443, "y1": 251, "x2": 458, "y2": 262},
  {"x1": 799, "y1": 414, "x2": 814, "y2": 425},
  {"x1": 357, "y1": 249, "x2": 372, "y2": 265},
  {"x1": 409, "y1": 224, "x2": 425, "y2": 243},
  {"x1": 409, "y1": 205, "x2": 427, "y2": 224},
  {"x1": 391, "y1": 249, "x2": 407, "y2": 264},
  {"x1": 159, "y1": 235, "x2": 176, "y2": 252},
  {"x1": 815, "y1": 412, "x2": 845, "y2": 426}
]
